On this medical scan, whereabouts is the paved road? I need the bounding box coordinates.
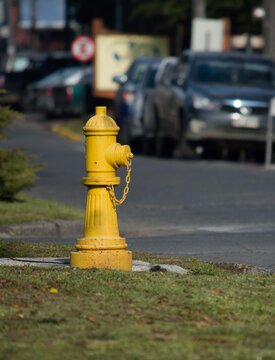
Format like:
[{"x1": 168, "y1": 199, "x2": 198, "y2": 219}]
[{"x1": 3, "y1": 115, "x2": 275, "y2": 270}]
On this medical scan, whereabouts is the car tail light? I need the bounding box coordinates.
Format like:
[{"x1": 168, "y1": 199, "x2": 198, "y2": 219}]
[
  {"x1": 46, "y1": 87, "x2": 53, "y2": 96},
  {"x1": 66, "y1": 86, "x2": 74, "y2": 101},
  {"x1": 122, "y1": 91, "x2": 135, "y2": 104}
]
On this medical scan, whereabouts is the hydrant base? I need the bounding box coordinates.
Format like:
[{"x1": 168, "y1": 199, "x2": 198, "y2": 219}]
[{"x1": 70, "y1": 250, "x2": 132, "y2": 271}]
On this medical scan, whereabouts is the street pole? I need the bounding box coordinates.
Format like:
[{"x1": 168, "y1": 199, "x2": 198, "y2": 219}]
[
  {"x1": 31, "y1": 0, "x2": 37, "y2": 50},
  {"x1": 265, "y1": 98, "x2": 275, "y2": 168},
  {"x1": 115, "y1": 0, "x2": 123, "y2": 31},
  {"x1": 7, "y1": 0, "x2": 15, "y2": 71},
  {"x1": 263, "y1": 0, "x2": 275, "y2": 60},
  {"x1": 192, "y1": 0, "x2": 206, "y2": 18}
]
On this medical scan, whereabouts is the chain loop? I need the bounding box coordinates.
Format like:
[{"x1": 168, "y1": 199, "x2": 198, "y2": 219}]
[{"x1": 107, "y1": 158, "x2": 132, "y2": 207}]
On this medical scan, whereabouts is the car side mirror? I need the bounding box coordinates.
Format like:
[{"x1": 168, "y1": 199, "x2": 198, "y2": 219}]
[{"x1": 113, "y1": 74, "x2": 128, "y2": 85}]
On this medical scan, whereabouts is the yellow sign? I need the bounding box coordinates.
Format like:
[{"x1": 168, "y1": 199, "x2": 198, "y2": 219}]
[{"x1": 95, "y1": 34, "x2": 169, "y2": 94}]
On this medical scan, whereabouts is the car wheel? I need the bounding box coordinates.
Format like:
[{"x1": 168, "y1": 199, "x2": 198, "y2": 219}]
[
  {"x1": 155, "y1": 134, "x2": 174, "y2": 158},
  {"x1": 142, "y1": 136, "x2": 155, "y2": 156},
  {"x1": 173, "y1": 113, "x2": 196, "y2": 159},
  {"x1": 153, "y1": 109, "x2": 173, "y2": 158}
]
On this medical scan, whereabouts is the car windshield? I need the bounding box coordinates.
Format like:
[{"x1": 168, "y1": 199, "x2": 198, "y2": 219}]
[
  {"x1": 127, "y1": 62, "x2": 148, "y2": 84},
  {"x1": 37, "y1": 67, "x2": 90, "y2": 87},
  {"x1": 191, "y1": 58, "x2": 275, "y2": 87},
  {"x1": 11, "y1": 56, "x2": 31, "y2": 72}
]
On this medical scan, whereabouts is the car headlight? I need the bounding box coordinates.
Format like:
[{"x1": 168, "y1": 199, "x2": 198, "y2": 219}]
[{"x1": 192, "y1": 94, "x2": 219, "y2": 111}]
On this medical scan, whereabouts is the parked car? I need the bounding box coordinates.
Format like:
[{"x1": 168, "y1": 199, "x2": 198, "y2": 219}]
[
  {"x1": 149, "y1": 51, "x2": 275, "y2": 158},
  {"x1": 24, "y1": 65, "x2": 93, "y2": 117},
  {"x1": 0, "y1": 51, "x2": 80, "y2": 108},
  {"x1": 142, "y1": 56, "x2": 177, "y2": 154},
  {"x1": 118, "y1": 57, "x2": 162, "y2": 151},
  {"x1": 113, "y1": 56, "x2": 161, "y2": 129}
]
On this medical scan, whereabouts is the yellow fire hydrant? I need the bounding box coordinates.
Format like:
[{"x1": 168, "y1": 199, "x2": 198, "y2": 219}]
[{"x1": 70, "y1": 106, "x2": 133, "y2": 271}]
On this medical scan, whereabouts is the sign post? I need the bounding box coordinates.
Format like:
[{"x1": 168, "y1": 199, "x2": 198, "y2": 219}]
[
  {"x1": 71, "y1": 35, "x2": 95, "y2": 63},
  {"x1": 265, "y1": 97, "x2": 275, "y2": 168}
]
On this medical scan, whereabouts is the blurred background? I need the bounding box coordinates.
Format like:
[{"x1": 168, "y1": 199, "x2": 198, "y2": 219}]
[
  {"x1": 1, "y1": 0, "x2": 275, "y2": 162},
  {"x1": 0, "y1": 0, "x2": 273, "y2": 59}
]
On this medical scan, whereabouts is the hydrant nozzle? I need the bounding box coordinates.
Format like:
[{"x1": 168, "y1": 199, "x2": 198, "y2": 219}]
[{"x1": 70, "y1": 106, "x2": 133, "y2": 271}]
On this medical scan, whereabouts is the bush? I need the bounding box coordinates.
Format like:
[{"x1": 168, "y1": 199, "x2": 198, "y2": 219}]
[
  {"x1": 0, "y1": 148, "x2": 39, "y2": 201},
  {"x1": 0, "y1": 105, "x2": 40, "y2": 201},
  {"x1": 0, "y1": 106, "x2": 18, "y2": 139}
]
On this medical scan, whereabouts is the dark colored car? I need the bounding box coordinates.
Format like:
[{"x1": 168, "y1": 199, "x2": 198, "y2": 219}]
[
  {"x1": 113, "y1": 56, "x2": 161, "y2": 128},
  {"x1": 0, "y1": 51, "x2": 80, "y2": 108},
  {"x1": 28, "y1": 65, "x2": 93, "y2": 117},
  {"x1": 149, "y1": 51, "x2": 275, "y2": 158},
  {"x1": 118, "y1": 57, "x2": 161, "y2": 150}
]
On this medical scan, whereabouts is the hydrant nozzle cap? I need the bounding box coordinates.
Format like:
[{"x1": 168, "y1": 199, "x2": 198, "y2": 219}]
[{"x1": 96, "y1": 106, "x2": 107, "y2": 116}]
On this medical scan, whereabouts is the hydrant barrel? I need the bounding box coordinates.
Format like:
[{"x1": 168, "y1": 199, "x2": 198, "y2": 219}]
[{"x1": 70, "y1": 106, "x2": 133, "y2": 271}]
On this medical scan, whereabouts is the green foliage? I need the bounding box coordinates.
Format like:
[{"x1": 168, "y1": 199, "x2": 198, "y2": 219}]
[
  {"x1": 131, "y1": 0, "x2": 191, "y2": 27},
  {"x1": 0, "y1": 105, "x2": 40, "y2": 201},
  {"x1": 0, "y1": 106, "x2": 18, "y2": 139},
  {"x1": 130, "y1": 0, "x2": 262, "y2": 34},
  {"x1": 0, "y1": 148, "x2": 40, "y2": 201},
  {"x1": 0, "y1": 195, "x2": 84, "y2": 224},
  {"x1": 188, "y1": 258, "x2": 221, "y2": 275}
]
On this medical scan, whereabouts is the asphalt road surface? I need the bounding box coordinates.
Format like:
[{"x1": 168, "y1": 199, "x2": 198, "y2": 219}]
[{"x1": 3, "y1": 115, "x2": 275, "y2": 270}]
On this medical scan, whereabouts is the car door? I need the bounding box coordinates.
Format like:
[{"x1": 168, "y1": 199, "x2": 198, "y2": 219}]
[
  {"x1": 165, "y1": 56, "x2": 190, "y2": 140},
  {"x1": 154, "y1": 60, "x2": 177, "y2": 136}
]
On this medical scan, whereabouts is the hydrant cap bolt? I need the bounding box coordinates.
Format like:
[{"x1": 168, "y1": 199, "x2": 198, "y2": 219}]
[{"x1": 96, "y1": 106, "x2": 107, "y2": 115}]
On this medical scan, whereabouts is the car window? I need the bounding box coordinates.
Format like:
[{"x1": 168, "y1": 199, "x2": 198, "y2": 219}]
[
  {"x1": 82, "y1": 73, "x2": 92, "y2": 83},
  {"x1": 37, "y1": 67, "x2": 91, "y2": 87},
  {"x1": 64, "y1": 70, "x2": 83, "y2": 85},
  {"x1": 37, "y1": 72, "x2": 64, "y2": 87},
  {"x1": 143, "y1": 67, "x2": 158, "y2": 88},
  {"x1": 127, "y1": 62, "x2": 148, "y2": 84},
  {"x1": 158, "y1": 62, "x2": 176, "y2": 86},
  {"x1": 12, "y1": 57, "x2": 31, "y2": 72},
  {"x1": 191, "y1": 58, "x2": 275, "y2": 87}
]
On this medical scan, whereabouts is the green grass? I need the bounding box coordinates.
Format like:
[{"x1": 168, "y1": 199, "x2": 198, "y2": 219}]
[
  {"x1": 60, "y1": 119, "x2": 85, "y2": 134},
  {"x1": 0, "y1": 240, "x2": 73, "y2": 258},
  {"x1": 51, "y1": 119, "x2": 84, "y2": 141},
  {"x1": 0, "y1": 240, "x2": 274, "y2": 360},
  {"x1": 0, "y1": 195, "x2": 84, "y2": 225}
]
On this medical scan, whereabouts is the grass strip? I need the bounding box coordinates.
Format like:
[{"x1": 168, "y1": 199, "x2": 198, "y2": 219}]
[
  {"x1": 51, "y1": 120, "x2": 84, "y2": 142},
  {"x1": 0, "y1": 240, "x2": 274, "y2": 360},
  {"x1": 0, "y1": 195, "x2": 84, "y2": 225}
]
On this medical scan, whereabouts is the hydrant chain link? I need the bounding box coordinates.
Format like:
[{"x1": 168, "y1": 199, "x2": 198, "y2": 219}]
[{"x1": 107, "y1": 157, "x2": 132, "y2": 207}]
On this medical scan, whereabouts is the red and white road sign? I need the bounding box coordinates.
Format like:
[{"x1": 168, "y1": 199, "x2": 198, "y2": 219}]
[{"x1": 71, "y1": 36, "x2": 95, "y2": 62}]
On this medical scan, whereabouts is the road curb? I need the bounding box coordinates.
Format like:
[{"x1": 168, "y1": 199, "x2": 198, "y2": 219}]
[{"x1": 0, "y1": 220, "x2": 83, "y2": 239}]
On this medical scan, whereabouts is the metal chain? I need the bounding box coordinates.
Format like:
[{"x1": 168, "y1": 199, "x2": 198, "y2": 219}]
[{"x1": 107, "y1": 158, "x2": 132, "y2": 207}]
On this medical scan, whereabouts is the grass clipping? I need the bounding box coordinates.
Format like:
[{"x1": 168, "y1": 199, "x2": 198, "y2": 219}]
[{"x1": 0, "y1": 240, "x2": 274, "y2": 360}]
